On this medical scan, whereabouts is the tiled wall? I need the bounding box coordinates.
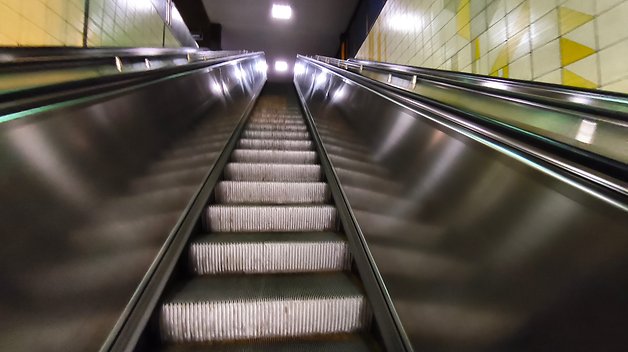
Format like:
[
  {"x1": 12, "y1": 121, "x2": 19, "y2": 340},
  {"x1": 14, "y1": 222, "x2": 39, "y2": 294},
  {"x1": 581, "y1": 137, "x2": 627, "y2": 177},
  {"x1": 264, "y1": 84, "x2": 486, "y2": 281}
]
[
  {"x1": 0, "y1": 0, "x2": 182, "y2": 48},
  {"x1": 356, "y1": 0, "x2": 628, "y2": 93}
]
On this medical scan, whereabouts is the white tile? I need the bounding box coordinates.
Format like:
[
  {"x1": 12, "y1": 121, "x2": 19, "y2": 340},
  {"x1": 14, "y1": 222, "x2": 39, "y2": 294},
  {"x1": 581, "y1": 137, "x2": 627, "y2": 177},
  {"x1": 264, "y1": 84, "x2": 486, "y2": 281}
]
[
  {"x1": 470, "y1": 10, "x2": 487, "y2": 39},
  {"x1": 565, "y1": 53, "x2": 599, "y2": 85},
  {"x1": 601, "y1": 77, "x2": 628, "y2": 94},
  {"x1": 507, "y1": 1, "x2": 530, "y2": 37},
  {"x1": 532, "y1": 38, "x2": 560, "y2": 77},
  {"x1": 510, "y1": 53, "x2": 533, "y2": 79},
  {"x1": 506, "y1": 0, "x2": 526, "y2": 13},
  {"x1": 487, "y1": 17, "x2": 508, "y2": 49},
  {"x1": 478, "y1": 54, "x2": 490, "y2": 74},
  {"x1": 564, "y1": 21, "x2": 596, "y2": 49},
  {"x1": 510, "y1": 27, "x2": 531, "y2": 60},
  {"x1": 488, "y1": 42, "x2": 507, "y2": 71},
  {"x1": 562, "y1": 0, "x2": 595, "y2": 15},
  {"x1": 530, "y1": 0, "x2": 557, "y2": 21},
  {"x1": 443, "y1": 18, "x2": 457, "y2": 40},
  {"x1": 478, "y1": 32, "x2": 489, "y2": 56},
  {"x1": 530, "y1": 9, "x2": 559, "y2": 50},
  {"x1": 459, "y1": 42, "x2": 473, "y2": 68},
  {"x1": 599, "y1": 39, "x2": 628, "y2": 85},
  {"x1": 487, "y1": 0, "x2": 506, "y2": 26},
  {"x1": 596, "y1": 1, "x2": 628, "y2": 49},
  {"x1": 471, "y1": 0, "x2": 487, "y2": 18},
  {"x1": 596, "y1": 0, "x2": 624, "y2": 14},
  {"x1": 535, "y1": 69, "x2": 562, "y2": 84}
]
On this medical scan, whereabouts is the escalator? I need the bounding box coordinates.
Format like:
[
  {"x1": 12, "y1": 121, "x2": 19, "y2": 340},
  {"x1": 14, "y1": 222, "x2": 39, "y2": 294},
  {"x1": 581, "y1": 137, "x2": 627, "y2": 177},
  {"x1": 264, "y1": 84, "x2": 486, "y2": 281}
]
[
  {"x1": 2, "y1": 49, "x2": 627, "y2": 352},
  {"x1": 122, "y1": 87, "x2": 382, "y2": 351}
]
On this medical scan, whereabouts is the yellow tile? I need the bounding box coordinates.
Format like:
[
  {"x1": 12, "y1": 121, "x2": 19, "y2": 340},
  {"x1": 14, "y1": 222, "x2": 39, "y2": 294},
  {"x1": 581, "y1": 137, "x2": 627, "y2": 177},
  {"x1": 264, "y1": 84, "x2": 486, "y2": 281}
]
[
  {"x1": 559, "y1": 37, "x2": 595, "y2": 66},
  {"x1": 558, "y1": 6, "x2": 593, "y2": 35},
  {"x1": 562, "y1": 69, "x2": 597, "y2": 89},
  {"x1": 45, "y1": 0, "x2": 69, "y2": 18},
  {"x1": 22, "y1": 0, "x2": 47, "y2": 26},
  {"x1": 44, "y1": 8, "x2": 66, "y2": 42},
  {"x1": 456, "y1": 1, "x2": 471, "y2": 40},
  {"x1": 2, "y1": 0, "x2": 21, "y2": 12}
]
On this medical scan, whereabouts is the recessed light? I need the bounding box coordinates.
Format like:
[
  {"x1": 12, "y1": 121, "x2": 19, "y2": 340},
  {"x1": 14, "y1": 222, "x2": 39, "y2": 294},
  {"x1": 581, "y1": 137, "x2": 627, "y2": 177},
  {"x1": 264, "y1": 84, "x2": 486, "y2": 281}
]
[
  {"x1": 275, "y1": 60, "x2": 288, "y2": 72},
  {"x1": 271, "y1": 4, "x2": 292, "y2": 20}
]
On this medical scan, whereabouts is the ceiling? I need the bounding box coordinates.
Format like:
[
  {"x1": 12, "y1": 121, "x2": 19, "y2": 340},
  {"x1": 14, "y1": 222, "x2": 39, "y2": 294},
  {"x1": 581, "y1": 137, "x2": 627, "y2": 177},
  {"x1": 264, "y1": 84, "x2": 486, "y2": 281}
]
[{"x1": 202, "y1": 0, "x2": 359, "y2": 81}]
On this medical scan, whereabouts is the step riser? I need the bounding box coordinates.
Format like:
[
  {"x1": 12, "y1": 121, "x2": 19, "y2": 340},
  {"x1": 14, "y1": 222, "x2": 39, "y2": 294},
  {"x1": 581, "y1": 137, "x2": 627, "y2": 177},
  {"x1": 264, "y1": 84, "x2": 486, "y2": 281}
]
[
  {"x1": 224, "y1": 164, "x2": 322, "y2": 182},
  {"x1": 204, "y1": 206, "x2": 337, "y2": 232},
  {"x1": 231, "y1": 150, "x2": 317, "y2": 164},
  {"x1": 215, "y1": 182, "x2": 329, "y2": 204},
  {"x1": 190, "y1": 241, "x2": 350, "y2": 274},
  {"x1": 238, "y1": 139, "x2": 313, "y2": 151},
  {"x1": 242, "y1": 130, "x2": 310, "y2": 140},
  {"x1": 160, "y1": 297, "x2": 369, "y2": 342}
]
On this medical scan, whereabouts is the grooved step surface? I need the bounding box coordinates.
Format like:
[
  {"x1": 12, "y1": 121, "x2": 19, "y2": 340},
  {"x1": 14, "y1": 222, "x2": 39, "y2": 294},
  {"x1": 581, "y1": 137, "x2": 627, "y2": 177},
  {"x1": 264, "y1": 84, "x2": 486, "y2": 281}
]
[
  {"x1": 248, "y1": 118, "x2": 305, "y2": 125},
  {"x1": 204, "y1": 205, "x2": 337, "y2": 232},
  {"x1": 238, "y1": 139, "x2": 313, "y2": 151},
  {"x1": 246, "y1": 123, "x2": 307, "y2": 131},
  {"x1": 161, "y1": 334, "x2": 375, "y2": 351},
  {"x1": 242, "y1": 130, "x2": 310, "y2": 140},
  {"x1": 190, "y1": 232, "x2": 349, "y2": 274},
  {"x1": 215, "y1": 181, "x2": 330, "y2": 204},
  {"x1": 160, "y1": 273, "x2": 369, "y2": 342},
  {"x1": 224, "y1": 163, "x2": 322, "y2": 182},
  {"x1": 231, "y1": 150, "x2": 317, "y2": 164}
]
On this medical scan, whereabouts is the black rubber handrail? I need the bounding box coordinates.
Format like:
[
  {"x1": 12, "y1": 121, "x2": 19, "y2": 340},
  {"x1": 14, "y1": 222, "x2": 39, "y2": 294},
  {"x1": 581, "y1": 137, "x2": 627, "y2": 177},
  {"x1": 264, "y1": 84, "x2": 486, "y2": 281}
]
[
  {"x1": 0, "y1": 52, "x2": 263, "y2": 119},
  {"x1": 299, "y1": 55, "x2": 627, "y2": 198},
  {"x1": 317, "y1": 56, "x2": 628, "y2": 121}
]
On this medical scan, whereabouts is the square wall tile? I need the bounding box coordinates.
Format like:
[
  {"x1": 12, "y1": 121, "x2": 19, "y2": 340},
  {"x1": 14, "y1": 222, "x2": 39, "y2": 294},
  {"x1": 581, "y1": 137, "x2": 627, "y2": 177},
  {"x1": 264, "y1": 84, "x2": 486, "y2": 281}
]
[
  {"x1": 530, "y1": 9, "x2": 558, "y2": 49},
  {"x1": 532, "y1": 38, "x2": 560, "y2": 77}
]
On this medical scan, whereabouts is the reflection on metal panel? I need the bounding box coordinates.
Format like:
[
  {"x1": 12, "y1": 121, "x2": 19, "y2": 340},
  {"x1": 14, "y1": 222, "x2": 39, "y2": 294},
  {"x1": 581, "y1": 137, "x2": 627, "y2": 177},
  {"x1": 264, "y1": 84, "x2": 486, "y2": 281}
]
[
  {"x1": 295, "y1": 58, "x2": 628, "y2": 351},
  {"x1": 0, "y1": 55, "x2": 266, "y2": 351}
]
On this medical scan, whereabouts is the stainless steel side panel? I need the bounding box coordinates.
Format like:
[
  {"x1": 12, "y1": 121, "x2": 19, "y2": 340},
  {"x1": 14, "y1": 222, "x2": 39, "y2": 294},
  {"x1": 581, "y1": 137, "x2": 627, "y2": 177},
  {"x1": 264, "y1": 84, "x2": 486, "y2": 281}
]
[
  {"x1": 0, "y1": 55, "x2": 266, "y2": 351},
  {"x1": 295, "y1": 59, "x2": 628, "y2": 352}
]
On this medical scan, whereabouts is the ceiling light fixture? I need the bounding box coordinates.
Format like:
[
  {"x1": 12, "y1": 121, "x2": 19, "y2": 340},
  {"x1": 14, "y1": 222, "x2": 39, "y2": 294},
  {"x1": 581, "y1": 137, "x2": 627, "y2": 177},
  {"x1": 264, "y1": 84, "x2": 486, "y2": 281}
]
[
  {"x1": 271, "y1": 4, "x2": 292, "y2": 20},
  {"x1": 275, "y1": 60, "x2": 288, "y2": 72}
]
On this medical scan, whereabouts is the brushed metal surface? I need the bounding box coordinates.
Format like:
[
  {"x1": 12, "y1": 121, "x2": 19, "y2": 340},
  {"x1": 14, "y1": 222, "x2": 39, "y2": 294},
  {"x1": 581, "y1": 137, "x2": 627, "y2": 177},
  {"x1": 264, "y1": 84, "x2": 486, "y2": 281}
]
[
  {"x1": 295, "y1": 58, "x2": 628, "y2": 351},
  {"x1": 0, "y1": 55, "x2": 266, "y2": 351}
]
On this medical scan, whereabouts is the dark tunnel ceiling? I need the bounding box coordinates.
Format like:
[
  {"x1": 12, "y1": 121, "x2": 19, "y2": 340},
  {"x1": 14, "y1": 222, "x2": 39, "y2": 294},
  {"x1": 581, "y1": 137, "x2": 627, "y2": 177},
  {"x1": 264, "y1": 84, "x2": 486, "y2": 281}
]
[{"x1": 202, "y1": 0, "x2": 359, "y2": 81}]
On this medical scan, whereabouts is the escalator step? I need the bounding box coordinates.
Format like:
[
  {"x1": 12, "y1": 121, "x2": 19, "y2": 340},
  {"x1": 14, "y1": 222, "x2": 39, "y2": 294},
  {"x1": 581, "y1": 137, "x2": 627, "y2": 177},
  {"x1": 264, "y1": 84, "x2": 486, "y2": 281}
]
[
  {"x1": 161, "y1": 335, "x2": 375, "y2": 351},
  {"x1": 248, "y1": 118, "x2": 306, "y2": 125},
  {"x1": 246, "y1": 123, "x2": 307, "y2": 131},
  {"x1": 204, "y1": 205, "x2": 336, "y2": 232},
  {"x1": 160, "y1": 273, "x2": 369, "y2": 343},
  {"x1": 224, "y1": 163, "x2": 321, "y2": 182},
  {"x1": 231, "y1": 150, "x2": 317, "y2": 164},
  {"x1": 242, "y1": 130, "x2": 310, "y2": 140},
  {"x1": 238, "y1": 139, "x2": 313, "y2": 151},
  {"x1": 215, "y1": 181, "x2": 329, "y2": 204},
  {"x1": 189, "y1": 232, "x2": 349, "y2": 274}
]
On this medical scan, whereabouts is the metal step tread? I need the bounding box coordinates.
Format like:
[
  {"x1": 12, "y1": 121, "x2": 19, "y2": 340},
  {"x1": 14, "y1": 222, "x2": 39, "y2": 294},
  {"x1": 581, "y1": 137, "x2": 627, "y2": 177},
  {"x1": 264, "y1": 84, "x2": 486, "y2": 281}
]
[
  {"x1": 161, "y1": 334, "x2": 376, "y2": 351},
  {"x1": 224, "y1": 163, "x2": 322, "y2": 182},
  {"x1": 231, "y1": 149, "x2": 317, "y2": 164},
  {"x1": 215, "y1": 181, "x2": 330, "y2": 204},
  {"x1": 204, "y1": 205, "x2": 337, "y2": 232},
  {"x1": 189, "y1": 232, "x2": 350, "y2": 274},
  {"x1": 163, "y1": 272, "x2": 363, "y2": 303},
  {"x1": 238, "y1": 139, "x2": 313, "y2": 151},
  {"x1": 242, "y1": 130, "x2": 310, "y2": 140},
  {"x1": 193, "y1": 231, "x2": 345, "y2": 244}
]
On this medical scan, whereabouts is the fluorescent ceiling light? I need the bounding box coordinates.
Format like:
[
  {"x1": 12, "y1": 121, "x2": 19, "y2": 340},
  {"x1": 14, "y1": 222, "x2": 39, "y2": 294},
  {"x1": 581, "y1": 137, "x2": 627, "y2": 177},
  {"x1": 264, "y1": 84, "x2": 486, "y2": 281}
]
[
  {"x1": 275, "y1": 60, "x2": 288, "y2": 72},
  {"x1": 272, "y1": 4, "x2": 292, "y2": 20}
]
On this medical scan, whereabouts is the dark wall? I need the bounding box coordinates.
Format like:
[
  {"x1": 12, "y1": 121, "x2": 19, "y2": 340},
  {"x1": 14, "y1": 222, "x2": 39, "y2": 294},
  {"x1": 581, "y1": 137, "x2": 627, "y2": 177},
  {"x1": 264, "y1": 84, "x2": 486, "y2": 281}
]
[{"x1": 340, "y1": 0, "x2": 387, "y2": 58}]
